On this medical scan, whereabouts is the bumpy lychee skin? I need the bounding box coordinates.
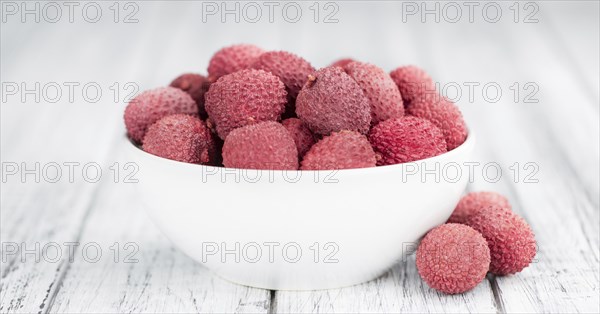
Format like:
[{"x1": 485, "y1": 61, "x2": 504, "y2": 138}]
[
  {"x1": 207, "y1": 44, "x2": 264, "y2": 81},
  {"x1": 448, "y1": 192, "x2": 512, "y2": 224},
  {"x1": 142, "y1": 114, "x2": 216, "y2": 165},
  {"x1": 222, "y1": 121, "x2": 298, "y2": 170},
  {"x1": 329, "y1": 58, "x2": 355, "y2": 68},
  {"x1": 390, "y1": 66, "x2": 436, "y2": 106},
  {"x1": 344, "y1": 61, "x2": 404, "y2": 125},
  {"x1": 124, "y1": 87, "x2": 198, "y2": 143},
  {"x1": 205, "y1": 69, "x2": 287, "y2": 139},
  {"x1": 282, "y1": 118, "x2": 316, "y2": 159},
  {"x1": 251, "y1": 51, "x2": 315, "y2": 102},
  {"x1": 368, "y1": 116, "x2": 447, "y2": 165},
  {"x1": 170, "y1": 73, "x2": 211, "y2": 118},
  {"x1": 416, "y1": 223, "x2": 491, "y2": 294},
  {"x1": 466, "y1": 206, "x2": 536, "y2": 276},
  {"x1": 296, "y1": 67, "x2": 371, "y2": 135},
  {"x1": 301, "y1": 131, "x2": 376, "y2": 170},
  {"x1": 408, "y1": 94, "x2": 468, "y2": 151}
]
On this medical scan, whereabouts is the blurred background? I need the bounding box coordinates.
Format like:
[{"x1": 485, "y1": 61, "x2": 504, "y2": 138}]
[
  {"x1": 2, "y1": 1, "x2": 598, "y2": 177},
  {"x1": 1, "y1": 1, "x2": 599, "y2": 313}
]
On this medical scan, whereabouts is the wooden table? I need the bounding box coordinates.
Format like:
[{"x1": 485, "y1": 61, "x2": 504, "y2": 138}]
[{"x1": 1, "y1": 1, "x2": 598, "y2": 312}]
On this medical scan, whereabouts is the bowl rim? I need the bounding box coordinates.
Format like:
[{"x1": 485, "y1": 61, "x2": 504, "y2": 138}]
[{"x1": 125, "y1": 131, "x2": 475, "y2": 174}]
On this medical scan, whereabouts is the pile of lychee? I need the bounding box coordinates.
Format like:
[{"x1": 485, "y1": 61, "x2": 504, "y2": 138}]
[
  {"x1": 419, "y1": 191, "x2": 537, "y2": 294},
  {"x1": 124, "y1": 44, "x2": 467, "y2": 169}
]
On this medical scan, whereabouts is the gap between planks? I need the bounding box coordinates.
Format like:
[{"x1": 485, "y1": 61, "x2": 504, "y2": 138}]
[{"x1": 40, "y1": 145, "x2": 119, "y2": 314}]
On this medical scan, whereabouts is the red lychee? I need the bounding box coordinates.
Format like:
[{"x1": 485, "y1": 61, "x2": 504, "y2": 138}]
[
  {"x1": 205, "y1": 69, "x2": 287, "y2": 139},
  {"x1": 296, "y1": 66, "x2": 371, "y2": 135},
  {"x1": 448, "y1": 192, "x2": 512, "y2": 224},
  {"x1": 466, "y1": 206, "x2": 536, "y2": 275},
  {"x1": 170, "y1": 73, "x2": 211, "y2": 118},
  {"x1": 368, "y1": 116, "x2": 447, "y2": 165},
  {"x1": 407, "y1": 94, "x2": 468, "y2": 151},
  {"x1": 329, "y1": 58, "x2": 355, "y2": 68},
  {"x1": 222, "y1": 121, "x2": 298, "y2": 170},
  {"x1": 390, "y1": 65, "x2": 436, "y2": 106},
  {"x1": 250, "y1": 51, "x2": 315, "y2": 102},
  {"x1": 416, "y1": 223, "x2": 491, "y2": 294},
  {"x1": 282, "y1": 118, "x2": 316, "y2": 159},
  {"x1": 207, "y1": 44, "x2": 264, "y2": 81},
  {"x1": 344, "y1": 61, "x2": 404, "y2": 125},
  {"x1": 124, "y1": 87, "x2": 198, "y2": 143},
  {"x1": 142, "y1": 114, "x2": 216, "y2": 165},
  {"x1": 300, "y1": 131, "x2": 376, "y2": 170}
]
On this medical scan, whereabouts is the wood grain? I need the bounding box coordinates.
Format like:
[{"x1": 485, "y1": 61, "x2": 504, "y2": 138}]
[
  {"x1": 419, "y1": 3, "x2": 600, "y2": 313},
  {"x1": 273, "y1": 2, "x2": 599, "y2": 313},
  {"x1": 48, "y1": 141, "x2": 271, "y2": 313},
  {"x1": 1, "y1": 2, "x2": 598, "y2": 313}
]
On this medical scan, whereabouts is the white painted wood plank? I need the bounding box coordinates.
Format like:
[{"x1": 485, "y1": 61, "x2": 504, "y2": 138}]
[
  {"x1": 48, "y1": 140, "x2": 270, "y2": 313},
  {"x1": 273, "y1": 258, "x2": 496, "y2": 314},
  {"x1": 0, "y1": 107, "x2": 120, "y2": 314},
  {"x1": 419, "y1": 2, "x2": 600, "y2": 312},
  {"x1": 465, "y1": 105, "x2": 600, "y2": 314},
  {"x1": 0, "y1": 19, "x2": 127, "y2": 312},
  {"x1": 540, "y1": 2, "x2": 600, "y2": 105},
  {"x1": 1, "y1": 3, "x2": 271, "y2": 313}
]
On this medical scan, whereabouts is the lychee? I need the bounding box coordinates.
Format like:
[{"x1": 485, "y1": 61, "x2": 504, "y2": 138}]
[
  {"x1": 222, "y1": 121, "x2": 298, "y2": 170},
  {"x1": 466, "y1": 206, "x2": 536, "y2": 275},
  {"x1": 282, "y1": 118, "x2": 316, "y2": 159},
  {"x1": 142, "y1": 114, "x2": 216, "y2": 165},
  {"x1": 344, "y1": 61, "x2": 404, "y2": 125},
  {"x1": 407, "y1": 94, "x2": 468, "y2": 150},
  {"x1": 207, "y1": 44, "x2": 264, "y2": 81},
  {"x1": 300, "y1": 131, "x2": 376, "y2": 170},
  {"x1": 296, "y1": 66, "x2": 371, "y2": 135},
  {"x1": 448, "y1": 192, "x2": 512, "y2": 224},
  {"x1": 250, "y1": 51, "x2": 315, "y2": 103},
  {"x1": 329, "y1": 58, "x2": 355, "y2": 68},
  {"x1": 124, "y1": 87, "x2": 198, "y2": 143},
  {"x1": 368, "y1": 116, "x2": 447, "y2": 165},
  {"x1": 205, "y1": 69, "x2": 287, "y2": 139},
  {"x1": 170, "y1": 73, "x2": 210, "y2": 118},
  {"x1": 389, "y1": 65, "x2": 436, "y2": 106},
  {"x1": 416, "y1": 223, "x2": 491, "y2": 294}
]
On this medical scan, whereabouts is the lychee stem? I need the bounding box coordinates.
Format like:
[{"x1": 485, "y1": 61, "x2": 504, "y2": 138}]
[{"x1": 306, "y1": 74, "x2": 317, "y2": 87}]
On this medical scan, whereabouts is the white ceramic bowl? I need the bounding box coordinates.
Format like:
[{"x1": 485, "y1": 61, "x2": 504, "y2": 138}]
[{"x1": 126, "y1": 133, "x2": 475, "y2": 290}]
